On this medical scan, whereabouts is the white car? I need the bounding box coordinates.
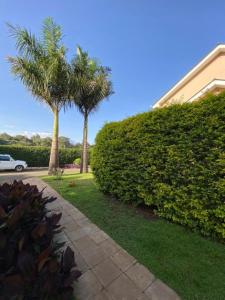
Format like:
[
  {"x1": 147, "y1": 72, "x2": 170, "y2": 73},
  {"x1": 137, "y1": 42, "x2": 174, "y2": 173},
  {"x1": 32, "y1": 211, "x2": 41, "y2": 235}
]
[{"x1": 0, "y1": 154, "x2": 27, "y2": 172}]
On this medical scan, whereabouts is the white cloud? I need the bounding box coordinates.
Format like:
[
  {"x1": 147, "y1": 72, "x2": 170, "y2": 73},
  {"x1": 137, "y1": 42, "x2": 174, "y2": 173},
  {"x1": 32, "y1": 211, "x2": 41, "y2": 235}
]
[
  {"x1": 22, "y1": 131, "x2": 51, "y2": 138},
  {"x1": 0, "y1": 129, "x2": 51, "y2": 138}
]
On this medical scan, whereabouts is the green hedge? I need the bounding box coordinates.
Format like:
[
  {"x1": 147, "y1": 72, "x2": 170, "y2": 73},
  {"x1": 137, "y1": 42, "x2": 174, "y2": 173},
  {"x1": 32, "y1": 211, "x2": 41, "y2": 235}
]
[
  {"x1": 92, "y1": 93, "x2": 225, "y2": 241},
  {"x1": 0, "y1": 145, "x2": 81, "y2": 167}
]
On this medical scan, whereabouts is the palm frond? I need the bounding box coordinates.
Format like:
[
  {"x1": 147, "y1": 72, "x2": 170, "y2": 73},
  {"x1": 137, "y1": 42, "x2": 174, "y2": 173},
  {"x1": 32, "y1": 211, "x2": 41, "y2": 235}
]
[
  {"x1": 69, "y1": 46, "x2": 113, "y2": 116},
  {"x1": 8, "y1": 56, "x2": 50, "y2": 102},
  {"x1": 42, "y1": 17, "x2": 62, "y2": 53},
  {"x1": 7, "y1": 23, "x2": 44, "y2": 59},
  {"x1": 8, "y1": 19, "x2": 69, "y2": 112}
]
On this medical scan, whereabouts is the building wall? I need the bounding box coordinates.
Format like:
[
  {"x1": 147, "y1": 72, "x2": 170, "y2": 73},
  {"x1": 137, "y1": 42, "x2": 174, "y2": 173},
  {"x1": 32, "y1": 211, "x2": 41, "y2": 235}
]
[{"x1": 158, "y1": 53, "x2": 225, "y2": 107}]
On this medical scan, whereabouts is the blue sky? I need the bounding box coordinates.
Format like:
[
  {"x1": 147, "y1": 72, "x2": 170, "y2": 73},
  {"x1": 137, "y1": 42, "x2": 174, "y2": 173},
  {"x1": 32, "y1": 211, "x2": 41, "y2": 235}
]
[{"x1": 1, "y1": 0, "x2": 225, "y2": 143}]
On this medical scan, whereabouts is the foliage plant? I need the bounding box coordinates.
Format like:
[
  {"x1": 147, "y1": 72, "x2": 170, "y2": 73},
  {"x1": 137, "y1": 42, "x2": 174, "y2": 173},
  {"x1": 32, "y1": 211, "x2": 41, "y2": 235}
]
[
  {"x1": 69, "y1": 46, "x2": 113, "y2": 173},
  {"x1": 74, "y1": 157, "x2": 81, "y2": 166},
  {"x1": 0, "y1": 145, "x2": 82, "y2": 167},
  {"x1": 8, "y1": 18, "x2": 70, "y2": 175},
  {"x1": 0, "y1": 180, "x2": 81, "y2": 299},
  {"x1": 92, "y1": 93, "x2": 225, "y2": 241}
]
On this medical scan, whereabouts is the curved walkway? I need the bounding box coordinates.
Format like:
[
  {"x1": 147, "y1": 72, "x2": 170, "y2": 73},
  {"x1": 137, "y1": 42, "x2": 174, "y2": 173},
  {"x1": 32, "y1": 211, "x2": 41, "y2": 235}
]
[{"x1": 2, "y1": 174, "x2": 180, "y2": 300}]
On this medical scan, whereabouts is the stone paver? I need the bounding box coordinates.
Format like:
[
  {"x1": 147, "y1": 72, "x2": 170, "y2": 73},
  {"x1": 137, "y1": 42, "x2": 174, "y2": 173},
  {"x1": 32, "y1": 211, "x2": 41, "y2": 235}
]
[
  {"x1": 73, "y1": 249, "x2": 89, "y2": 273},
  {"x1": 81, "y1": 244, "x2": 109, "y2": 268},
  {"x1": 126, "y1": 262, "x2": 155, "y2": 290},
  {"x1": 99, "y1": 238, "x2": 121, "y2": 256},
  {"x1": 14, "y1": 176, "x2": 180, "y2": 300},
  {"x1": 90, "y1": 229, "x2": 109, "y2": 244},
  {"x1": 63, "y1": 220, "x2": 80, "y2": 233},
  {"x1": 75, "y1": 236, "x2": 99, "y2": 253},
  {"x1": 66, "y1": 227, "x2": 88, "y2": 242},
  {"x1": 137, "y1": 293, "x2": 152, "y2": 300},
  {"x1": 74, "y1": 270, "x2": 103, "y2": 299},
  {"x1": 93, "y1": 290, "x2": 113, "y2": 300},
  {"x1": 107, "y1": 273, "x2": 143, "y2": 300},
  {"x1": 145, "y1": 279, "x2": 180, "y2": 300},
  {"x1": 60, "y1": 214, "x2": 74, "y2": 225},
  {"x1": 111, "y1": 249, "x2": 136, "y2": 272},
  {"x1": 92, "y1": 258, "x2": 121, "y2": 287}
]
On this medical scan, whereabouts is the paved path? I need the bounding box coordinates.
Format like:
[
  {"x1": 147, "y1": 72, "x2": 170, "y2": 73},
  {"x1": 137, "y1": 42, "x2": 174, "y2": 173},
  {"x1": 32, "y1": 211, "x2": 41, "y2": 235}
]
[
  {"x1": 0, "y1": 168, "x2": 79, "y2": 184},
  {"x1": 1, "y1": 175, "x2": 180, "y2": 300}
]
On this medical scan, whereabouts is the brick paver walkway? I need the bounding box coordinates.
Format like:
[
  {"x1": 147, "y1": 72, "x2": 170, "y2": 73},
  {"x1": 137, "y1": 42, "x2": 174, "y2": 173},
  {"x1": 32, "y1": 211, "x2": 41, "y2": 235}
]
[{"x1": 23, "y1": 177, "x2": 180, "y2": 300}]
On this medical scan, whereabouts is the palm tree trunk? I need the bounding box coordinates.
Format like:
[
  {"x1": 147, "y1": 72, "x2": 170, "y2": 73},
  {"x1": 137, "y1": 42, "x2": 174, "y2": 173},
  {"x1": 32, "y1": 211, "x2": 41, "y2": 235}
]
[
  {"x1": 80, "y1": 152, "x2": 83, "y2": 173},
  {"x1": 48, "y1": 108, "x2": 59, "y2": 175},
  {"x1": 81, "y1": 111, "x2": 88, "y2": 173}
]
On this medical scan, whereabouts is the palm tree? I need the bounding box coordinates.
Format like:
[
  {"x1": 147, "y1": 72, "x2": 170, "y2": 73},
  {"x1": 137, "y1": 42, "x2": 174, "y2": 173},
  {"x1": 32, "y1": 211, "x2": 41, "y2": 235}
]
[
  {"x1": 8, "y1": 18, "x2": 69, "y2": 175},
  {"x1": 69, "y1": 47, "x2": 113, "y2": 173}
]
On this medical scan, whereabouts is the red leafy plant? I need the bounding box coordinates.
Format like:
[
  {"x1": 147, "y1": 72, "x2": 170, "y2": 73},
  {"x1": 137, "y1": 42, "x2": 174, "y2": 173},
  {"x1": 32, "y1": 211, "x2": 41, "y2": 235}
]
[{"x1": 0, "y1": 180, "x2": 81, "y2": 300}]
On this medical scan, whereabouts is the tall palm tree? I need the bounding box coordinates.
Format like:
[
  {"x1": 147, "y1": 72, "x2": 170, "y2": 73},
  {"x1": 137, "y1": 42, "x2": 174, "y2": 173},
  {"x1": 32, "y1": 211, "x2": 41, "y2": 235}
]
[
  {"x1": 8, "y1": 18, "x2": 69, "y2": 175},
  {"x1": 69, "y1": 47, "x2": 113, "y2": 173}
]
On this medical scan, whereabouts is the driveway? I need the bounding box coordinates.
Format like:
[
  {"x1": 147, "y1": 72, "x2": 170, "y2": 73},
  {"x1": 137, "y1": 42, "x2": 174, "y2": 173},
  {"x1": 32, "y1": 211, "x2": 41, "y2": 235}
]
[{"x1": 0, "y1": 168, "x2": 79, "y2": 184}]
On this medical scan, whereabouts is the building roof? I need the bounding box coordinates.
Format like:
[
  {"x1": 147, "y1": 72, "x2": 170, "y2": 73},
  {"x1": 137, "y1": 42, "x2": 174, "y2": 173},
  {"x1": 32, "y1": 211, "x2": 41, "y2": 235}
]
[{"x1": 153, "y1": 44, "x2": 225, "y2": 108}]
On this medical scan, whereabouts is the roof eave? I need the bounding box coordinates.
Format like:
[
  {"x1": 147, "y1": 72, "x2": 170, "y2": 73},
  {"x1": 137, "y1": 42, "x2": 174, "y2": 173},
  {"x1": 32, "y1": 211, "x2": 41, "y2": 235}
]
[{"x1": 153, "y1": 44, "x2": 225, "y2": 109}]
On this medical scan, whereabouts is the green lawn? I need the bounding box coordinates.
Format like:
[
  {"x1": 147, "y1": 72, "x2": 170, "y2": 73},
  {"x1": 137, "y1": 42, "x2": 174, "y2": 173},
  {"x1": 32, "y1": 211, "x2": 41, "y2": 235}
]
[{"x1": 43, "y1": 173, "x2": 225, "y2": 300}]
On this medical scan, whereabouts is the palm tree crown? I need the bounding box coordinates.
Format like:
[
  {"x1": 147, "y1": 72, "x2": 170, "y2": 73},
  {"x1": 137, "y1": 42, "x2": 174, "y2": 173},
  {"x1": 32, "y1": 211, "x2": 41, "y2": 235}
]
[
  {"x1": 69, "y1": 46, "x2": 113, "y2": 172},
  {"x1": 8, "y1": 18, "x2": 69, "y2": 112},
  {"x1": 8, "y1": 18, "x2": 69, "y2": 174}
]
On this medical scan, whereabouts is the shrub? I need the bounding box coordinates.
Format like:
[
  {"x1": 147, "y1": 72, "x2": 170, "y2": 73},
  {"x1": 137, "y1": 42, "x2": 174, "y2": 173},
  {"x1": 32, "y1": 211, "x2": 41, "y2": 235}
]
[
  {"x1": 0, "y1": 181, "x2": 81, "y2": 299},
  {"x1": 73, "y1": 157, "x2": 81, "y2": 165},
  {"x1": 0, "y1": 145, "x2": 82, "y2": 167},
  {"x1": 92, "y1": 93, "x2": 225, "y2": 241}
]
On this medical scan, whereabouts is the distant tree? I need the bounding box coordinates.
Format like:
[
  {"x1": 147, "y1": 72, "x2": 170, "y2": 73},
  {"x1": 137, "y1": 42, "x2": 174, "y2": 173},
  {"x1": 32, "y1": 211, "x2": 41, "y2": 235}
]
[
  {"x1": 69, "y1": 46, "x2": 113, "y2": 173},
  {"x1": 73, "y1": 142, "x2": 83, "y2": 148},
  {"x1": 59, "y1": 136, "x2": 73, "y2": 148},
  {"x1": 14, "y1": 134, "x2": 31, "y2": 145},
  {"x1": 31, "y1": 134, "x2": 42, "y2": 146},
  {"x1": 0, "y1": 132, "x2": 77, "y2": 148},
  {"x1": 41, "y1": 137, "x2": 52, "y2": 147},
  {"x1": 0, "y1": 133, "x2": 12, "y2": 142},
  {"x1": 8, "y1": 18, "x2": 69, "y2": 174}
]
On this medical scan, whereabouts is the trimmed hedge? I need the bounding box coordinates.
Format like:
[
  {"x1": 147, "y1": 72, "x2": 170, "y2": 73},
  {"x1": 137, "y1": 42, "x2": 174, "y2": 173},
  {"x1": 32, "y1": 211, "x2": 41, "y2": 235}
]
[
  {"x1": 92, "y1": 93, "x2": 225, "y2": 241},
  {"x1": 0, "y1": 145, "x2": 81, "y2": 167}
]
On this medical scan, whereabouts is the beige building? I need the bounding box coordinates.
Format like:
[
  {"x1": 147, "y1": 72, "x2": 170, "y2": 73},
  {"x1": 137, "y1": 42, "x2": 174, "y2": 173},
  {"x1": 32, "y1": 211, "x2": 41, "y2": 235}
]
[{"x1": 153, "y1": 44, "x2": 225, "y2": 108}]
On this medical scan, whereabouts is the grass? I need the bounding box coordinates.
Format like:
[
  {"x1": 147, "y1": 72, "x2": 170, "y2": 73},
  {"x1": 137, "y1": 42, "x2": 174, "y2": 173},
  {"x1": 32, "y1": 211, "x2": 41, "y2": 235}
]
[{"x1": 43, "y1": 173, "x2": 225, "y2": 300}]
